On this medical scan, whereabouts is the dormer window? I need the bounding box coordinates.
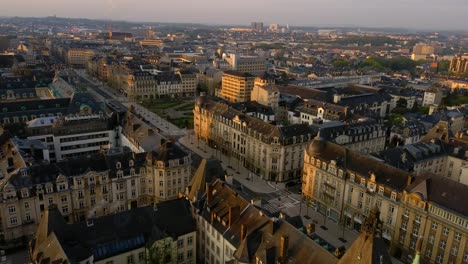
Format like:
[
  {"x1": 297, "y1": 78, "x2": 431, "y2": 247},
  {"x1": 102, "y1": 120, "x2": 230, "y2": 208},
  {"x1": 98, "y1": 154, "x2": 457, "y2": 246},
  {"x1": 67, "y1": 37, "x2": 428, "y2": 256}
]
[
  {"x1": 129, "y1": 160, "x2": 134, "y2": 167},
  {"x1": 391, "y1": 192, "x2": 397, "y2": 201},
  {"x1": 21, "y1": 170, "x2": 28, "y2": 177},
  {"x1": 378, "y1": 186, "x2": 384, "y2": 195},
  {"x1": 360, "y1": 178, "x2": 366, "y2": 186},
  {"x1": 117, "y1": 170, "x2": 123, "y2": 178},
  {"x1": 116, "y1": 162, "x2": 121, "y2": 169},
  {"x1": 22, "y1": 190, "x2": 29, "y2": 198},
  {"x1": 46, "y1": 186, "x2": 53, "y2": 193},
  {"x1": 130, "y1": 168, "x2": 135, "y2": 176}
]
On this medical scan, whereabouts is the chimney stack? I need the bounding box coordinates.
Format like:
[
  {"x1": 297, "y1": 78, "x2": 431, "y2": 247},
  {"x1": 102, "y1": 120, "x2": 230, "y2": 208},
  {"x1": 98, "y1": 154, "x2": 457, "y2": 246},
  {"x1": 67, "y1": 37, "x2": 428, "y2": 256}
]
[
  {"x1": 306, "y1": 223, "x2": 315, "y2": 235},
  {"x1": 240, "y1": 224, "x2": 247, "y2": 241},
  {"x1": 407, "y1": 175, "x2": 413, "y2": 186},
  {"x1": 206, "y1": 183, "x2": 213, "y2": 203},
  {"x1": 228, "y1": 206, "x2": 240, "y2": 227},
  {"x1": 280, "y1": 236, "x2": 289, "y2": 258}
]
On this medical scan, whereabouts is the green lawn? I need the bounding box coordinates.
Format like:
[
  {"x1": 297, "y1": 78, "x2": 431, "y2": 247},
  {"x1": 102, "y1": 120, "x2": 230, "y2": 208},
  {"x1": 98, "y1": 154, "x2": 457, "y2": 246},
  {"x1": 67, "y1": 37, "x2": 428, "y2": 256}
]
[
  {"x1": 174, "y1": 102, "x2": 196, "y2": 111},
  {"x1": 170, "y1": 117, "x2": 194, "y2": 129}
]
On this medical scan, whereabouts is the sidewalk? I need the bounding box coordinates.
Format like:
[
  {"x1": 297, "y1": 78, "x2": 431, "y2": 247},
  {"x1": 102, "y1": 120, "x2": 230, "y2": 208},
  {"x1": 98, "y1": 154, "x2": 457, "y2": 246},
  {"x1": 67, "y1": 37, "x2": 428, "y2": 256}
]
[{"x1": 179, "y1": 134, "x2": 278, "y2": 194}]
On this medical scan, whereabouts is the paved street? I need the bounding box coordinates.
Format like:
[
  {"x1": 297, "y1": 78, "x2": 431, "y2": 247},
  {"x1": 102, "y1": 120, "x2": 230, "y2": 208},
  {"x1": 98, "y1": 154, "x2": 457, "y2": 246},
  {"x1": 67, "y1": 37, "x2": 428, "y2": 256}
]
[
  {"x1": 178, "y1": 132, "x2": 361, "y2": 250},
  {"x1": 77, "y1": 69, "x2": 362, "y2": 251}
]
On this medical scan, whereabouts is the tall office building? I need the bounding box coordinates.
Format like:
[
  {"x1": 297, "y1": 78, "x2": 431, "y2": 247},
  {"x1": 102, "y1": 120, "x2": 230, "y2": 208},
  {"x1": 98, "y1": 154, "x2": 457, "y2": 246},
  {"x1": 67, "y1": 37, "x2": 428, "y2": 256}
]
[
  {"x1": 250, "y1": 22, "x2": 263, "y2": 31},
  {"x1": 219, "y1": 70, "x2": 255, "y2": 103}
]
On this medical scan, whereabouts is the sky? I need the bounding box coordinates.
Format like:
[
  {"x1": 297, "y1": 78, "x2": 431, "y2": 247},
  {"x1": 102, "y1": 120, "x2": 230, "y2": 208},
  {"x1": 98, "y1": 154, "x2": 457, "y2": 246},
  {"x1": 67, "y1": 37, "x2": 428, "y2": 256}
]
[{"x1": 2, "y1": 0, "x2": 468, "y2": 30}]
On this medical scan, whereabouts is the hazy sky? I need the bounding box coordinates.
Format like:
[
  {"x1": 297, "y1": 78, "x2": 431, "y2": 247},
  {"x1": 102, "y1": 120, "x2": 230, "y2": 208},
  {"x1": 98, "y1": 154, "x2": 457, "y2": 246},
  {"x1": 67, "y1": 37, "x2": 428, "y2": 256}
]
[{"x1": 2, "y1": 0, "x2": 468, "y2": 30}]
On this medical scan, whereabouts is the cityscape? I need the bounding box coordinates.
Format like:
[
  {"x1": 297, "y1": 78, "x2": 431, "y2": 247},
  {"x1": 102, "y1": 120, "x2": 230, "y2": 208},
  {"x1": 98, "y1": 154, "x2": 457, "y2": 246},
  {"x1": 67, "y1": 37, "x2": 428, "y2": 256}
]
[{"x1": 0, "y1": 2, "x2": 467, "y2": 264}]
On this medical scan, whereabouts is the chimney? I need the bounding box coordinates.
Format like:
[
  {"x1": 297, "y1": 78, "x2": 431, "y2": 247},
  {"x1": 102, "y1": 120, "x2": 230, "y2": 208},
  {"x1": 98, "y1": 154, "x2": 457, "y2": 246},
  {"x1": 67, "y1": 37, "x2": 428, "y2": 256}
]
[
  {"x1": 407, "y1": 175, "x2": 413, "y2": 186},
  {"x1": 240, "y1": 224, "x2": 247, "y2": 241},
  {"x1": 280, "y1": 236, "x2": 289, "y2": 258},
  {"x1": 228, "y1": 206, "x2": 240, "y2": 227},
  {"x1": 206, "y1": 183, "x2": 213, "y2": 203},
  {"x1": 306, "y1": 223, "x2": 315, "y2": 235},
  {"x1": 210, "y1": 211, "x2": 215, "y2": 223}
]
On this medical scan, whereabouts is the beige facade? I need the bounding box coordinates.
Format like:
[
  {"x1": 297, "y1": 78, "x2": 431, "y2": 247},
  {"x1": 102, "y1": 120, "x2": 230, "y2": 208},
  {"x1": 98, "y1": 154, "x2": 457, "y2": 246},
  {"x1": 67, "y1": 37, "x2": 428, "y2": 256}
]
[
  {"x1": 194, "y1": 97, "x2": 314, "y2": 182},
  {"x1": 219, "y1": 71, "x2": 255, "y2": 103},
  {"x1": 250, "y1": 74, "x2": 279, "y2": 109},
  {"x1": 0, "y1": 144, "x2": 191, "y2": 245},
  {"x1": 66, "y1": 48, "x2": 95, "y2": 67},
  {"x1": 392, "y1": 176, "x2": 468, "y2": 264},
  {"x1": 226, "y1": 54, "x2": 267, "y2": 75},
  {"x1": 302, "y1": 138, "x2": 413, "y2": 243},
  {"x1": 449, "y1": 54, "x2": 468, "y2": 74}
]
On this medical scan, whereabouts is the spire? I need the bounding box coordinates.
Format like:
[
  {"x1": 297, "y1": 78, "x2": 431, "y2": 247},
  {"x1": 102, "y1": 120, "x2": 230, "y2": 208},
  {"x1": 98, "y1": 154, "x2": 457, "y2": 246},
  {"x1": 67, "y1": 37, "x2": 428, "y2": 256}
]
[{"x1": 412, "y1": 236, "x2": 423, "y2": 264}]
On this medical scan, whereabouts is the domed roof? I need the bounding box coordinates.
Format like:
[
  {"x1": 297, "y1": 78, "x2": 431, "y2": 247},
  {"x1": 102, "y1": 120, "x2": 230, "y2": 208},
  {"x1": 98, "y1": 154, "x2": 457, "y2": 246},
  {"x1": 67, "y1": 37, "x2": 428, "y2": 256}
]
[
  {"x1": 196, "y1": 95, "x2": 207, "y2": 107},
  {"x1": 306, "y1": 132, "x2": 326, "y2": 157}
]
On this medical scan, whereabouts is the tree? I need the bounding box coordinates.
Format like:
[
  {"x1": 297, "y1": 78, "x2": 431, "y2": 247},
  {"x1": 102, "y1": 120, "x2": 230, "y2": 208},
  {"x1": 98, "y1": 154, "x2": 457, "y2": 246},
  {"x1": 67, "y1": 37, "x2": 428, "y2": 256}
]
[
  {"x1": 396, "y1": 98, "x2": 408, "y2": 108},
  {"x1": 333, "y1": 59, "x2": 350, "y2": 69},
  {"x1": 145, "y1": 238, "x2": 174, "y2": 264}
]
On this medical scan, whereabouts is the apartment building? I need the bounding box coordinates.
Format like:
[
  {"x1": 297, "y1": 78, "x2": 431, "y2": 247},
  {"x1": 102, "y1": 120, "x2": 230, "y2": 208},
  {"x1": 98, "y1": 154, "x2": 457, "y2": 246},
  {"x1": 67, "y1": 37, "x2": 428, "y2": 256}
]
[
  {"x1": 392, "y1": 174, "x2": 468, "y2": 264},
  {"x1": 145, "y1": 142, "x2": 192, "y2": 202},
  {"x1": 30, "y1": 198, "x2": 196, "y2": 264},
  {"x1": 298, "y1": 99, "x2": 349, "y2": 123},
  {"x1": 66, "y1": 48, "x2": 95, "y2": 68},
  {"x1": 449, "y1": 54, "x2": 468, "y2": 74},
  {"x1": 317, "y1": 119, "x2": 387, "y2": 154},
  {"x1": 302, "y1": 136, "x2": 413, "y2": 243},
  {"x1": 373, "y1": 140, "x2": 468, "y2": 184},
  {"x1": 422, "y1": 88, "x2": 443, "y2": 106},
  {"x1": 218, "y1": 70, "x2": 255, "y2": 103},
  {"x1": 178, "y1": 70, "x2": 197, "y2": 97},
  {"x1": 190, "y1": 179, "x2": 338, "y2": 264},
  {"x1": 0, "y1": 146, "x2": 148, "y2": 244},
  {"x1": 25, "y1": 115, "x2": 117, "y2": 162},
  {"x1": 194, "y1": 97, "x2": 315, "y2": 182},
  {"x1": 250, "y1": 72, "x2": 279, "y2": 110},
  {"x1": 127, "y1": 71, "x2": 157, "y2": 100}
]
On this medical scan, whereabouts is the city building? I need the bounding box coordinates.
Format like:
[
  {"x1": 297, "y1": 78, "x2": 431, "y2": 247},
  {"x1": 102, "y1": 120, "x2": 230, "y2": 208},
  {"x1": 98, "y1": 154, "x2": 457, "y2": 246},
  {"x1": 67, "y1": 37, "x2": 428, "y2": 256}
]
[
  {"x1": 449, "y1": 54, "x2": 468, "y2": 74},
  {"x1": 225, "y1": 54, "x2": 267, "y2": 75},
  {"x1": 145, "y1": 142, "x2": 192, "y2": 202},
  {"x1": 65, "y1": 48, "x2": 95, "y2": 68},
  {"x1": 422, "y1": 88, "x2": 443, "y2": 107},
  {"x1": 218, "y1": 70, "x2": 255, "y2": 103},
  {"x1": 373, "y1": 140, "x2": 468, "y2": 184},
  {"x1": 194, "y1": 97, "x2": 315, "y2": 182},
  {"x1": 250, "y1": 22, "x2": 264, "y2": 31},
  {"x1": 302, "y1": 135, "x2": 413, "y2": 243},
  {"x1": 178, "y1": 70, "x2": 197, "y2": 97},
  {"x1": 390, "y1": 120, "x2": 427, "y2": 146},
  {"x1": 25, "y1": 115, "x2": 117, "y2": 162},
  {"x1": 392, "y1": 174, "x2": 468, "y2": 264},
  {"x1": 30, "y1": 198, "x2": 196, "y2": 264},
  {"x1": 250, "y1": 72, "x2": 279, "y2": 110},
  {"x1": 298, "y1": 99, "x2": 349, "y2": 124},
  {"x1": 316, "y1": 119, "x2": 387, "y2": 154},
  {"x1": 190, "y1": 179, "x2": 338, "y2": 264}
]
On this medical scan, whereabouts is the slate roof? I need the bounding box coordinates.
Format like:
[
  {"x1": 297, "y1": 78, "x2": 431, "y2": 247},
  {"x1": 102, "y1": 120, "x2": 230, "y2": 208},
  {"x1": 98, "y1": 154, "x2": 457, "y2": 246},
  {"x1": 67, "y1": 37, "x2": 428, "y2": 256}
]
[
  {"x1": 31, "y1": 198, "x2": 195, "y2": 263},
  {"x1": 186, "y1": 158, "x2": 225, "y2": 202},
  {"x1": 196, "y1": 97, "x2": 314, "y2": 145},
  {"x1": 406, "y1": 173, "x2": 468, "y2": 216},
  {"x1": 307, "y1": 137, "x2": 411, "y2": 192},
  {"x1": 147, "y1": 141, "x2": 189, "y2": 166}
]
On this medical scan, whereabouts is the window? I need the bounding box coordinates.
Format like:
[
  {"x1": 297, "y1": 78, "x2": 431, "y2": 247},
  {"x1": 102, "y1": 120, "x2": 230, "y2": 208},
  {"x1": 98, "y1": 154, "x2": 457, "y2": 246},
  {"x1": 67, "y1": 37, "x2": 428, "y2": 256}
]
[
  {"x1": 138, "y1": 252, "x2": 145, "y2": 261},
  {"x1": 415, "y1": 215, "x2": 421, "y2": 223},
  {"x1": 61, "y1": 196, "x2": 67, "y2": 203},
  {"x1": 26, "y1": 214, "x2": 31, "y2": 222},
  {"x1": 389, "y1": 205, "x2": 395, "y2": 214},
  {"x1": 24, "y1": 202, "x2": 30, "y2": 209},
  {"x1": 10, "y1": 217, "x2": 18, "y2": 225},
  {"x1": 62, "y1": 206, "x2": 69, "y2": 213},
  {"x1": 177, "y1": 239, "x2": 184, "y2": 248},
  {"x1": 48, "y1": 197, "x2": 53, "y2": 205},
  {"x1": 436, "y1": 254, "x2": 443, "y2": 264},
  {"x1": 429, "y1": 235, "x2": 435, "y2": 244},
  {"x1": 432, "y1": 222, "x2": 438, "y2": 230},
  {"x1": 8, "y1": 206, "x2": 16, "y2": 213},
  {"x1": 127, "y1": 254, "x2": 134, "y2": 264},
  {"x1": 187, "y1": 249, "x2": 193, "y2": 259},
  {"x1": 386, "y1": 216, "x2": 393, "y2": 225},
  {"x1": 403, "y1": 209, "x2": 409, "y2": 218},
  {"x1": 439, "y1": 240, "x2": 446, "y2": 250},
  {"x1": 443, "y1": 227, "x2": 449, "y2": 236},
  {"x1": 177, "y1": 253, "x2": 184, "y2": 261},
  {"x1": 425, "y1": 248, "x2": 432, "y2": 258},
  {"x1": 391, "y1": 192, "x2": 397, "y2": 201},
  {"x1": 187, "y1": 236, "x2": 193, "y2": 245},
  {"x1": 451, "y1": 246, "x2": 458, "y2": 256},
  {"x1": 455, "y1": 232, "x2": 461, "y2": 241}
]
